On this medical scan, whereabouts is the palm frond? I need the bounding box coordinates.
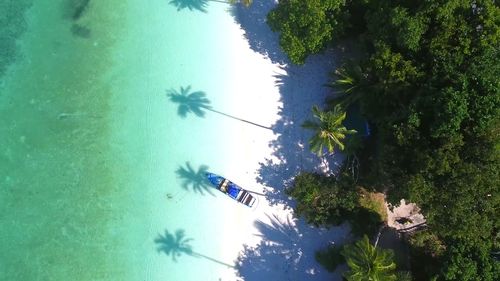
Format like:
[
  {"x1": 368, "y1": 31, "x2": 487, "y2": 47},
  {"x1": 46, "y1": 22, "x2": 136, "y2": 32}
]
[
  {"x1": 303, "y1": 105, "x2": 357, "y2": 155},
  {"x1": 342, "y1": 236, "x2": 397, "y2": 281}
]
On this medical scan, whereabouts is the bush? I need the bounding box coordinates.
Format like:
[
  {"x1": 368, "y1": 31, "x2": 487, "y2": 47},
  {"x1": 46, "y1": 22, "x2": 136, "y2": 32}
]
[
  {"x1": 407, "y1": 230, "x2": 445, "y2": 280},
  {"x1": 315, "y1": 244, "x2": 345, "y2": 272},
  {"x1": 396, "y1": 271, "x2": 413, "y2": 281},
  {"x1": 287, "y1": 172, "x2": 358, "y2": 226},
  {"x1": 347, "y1": 207, "x2": 383, "y2": 237},
  {"x1": 408, "y1": 230, "x2": 445, "y2": 258},
  {"x1": 288, "y1": 173, "x2": 385, "y2": 236},
  {"x1": 358, "y1": 188, "x2": 387, "y2": 221}
]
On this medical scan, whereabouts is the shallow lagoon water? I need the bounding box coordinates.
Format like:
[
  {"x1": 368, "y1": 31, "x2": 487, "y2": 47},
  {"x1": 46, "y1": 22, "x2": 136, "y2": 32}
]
[{"x1": 0, "y1": 1, "x2": 245, "y2": 279}]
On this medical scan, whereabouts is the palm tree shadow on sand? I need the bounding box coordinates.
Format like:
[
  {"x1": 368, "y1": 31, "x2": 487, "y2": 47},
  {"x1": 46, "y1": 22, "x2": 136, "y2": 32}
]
[
  {"x1": 168, "y1": 0, "x2": 231, "y2": 13},
  {"x1": 227, "y1": 0, "x2": 348, "y2": 209},
  {"x1": 155, "y1": 229, "x2": 234, "y2": 268},
  {"x1": 166, "y1": 86, "x2": 272, "y2": 130},
  {"x1": 175, "y1": 162, "x2": 214, "y2": 196}
]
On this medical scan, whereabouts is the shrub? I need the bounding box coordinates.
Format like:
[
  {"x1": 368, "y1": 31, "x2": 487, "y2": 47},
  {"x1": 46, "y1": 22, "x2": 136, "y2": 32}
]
[
  {"x1": 347, "y1": 206, "x2": 383, "y2": 237},
  {"x1": 315, "y1": 244, "x2": 345, "y2": 272},
  {"x1": 287, "y1": 172, "x2": 358, "y2": 226}
]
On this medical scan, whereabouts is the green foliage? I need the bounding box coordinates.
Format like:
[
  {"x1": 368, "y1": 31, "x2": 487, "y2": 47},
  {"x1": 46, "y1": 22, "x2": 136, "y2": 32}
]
[
  {"x1": 343, "y1": 133, "x2": 363, "y2": 157},
  {"x1": 441, "y1": 242, "x2": 500, "y2": 281},
  {"x1": 408, "y1": 230, "x2": 446, "y2": 258},
  {"x1": 407, "y1": 230, "x2": 445, "y2": 280},
  {"x1": 347, "y1": 206, "x2": 382, "y2": 238},
  {"x1": 270, "y1": 0, "x2": 500, "y2": 278},
  {"x1": 327, "y1": 61, "x2": 372, "y2": 109},
  {"x1": 288, "y1": 173, "x2": 385, "y2": 237},
  {"x1": 345, "y1": 188, "x2": 386, "y2": 237},
  {"x1": 395, "y1": 271, "x2": 413, "y2": 281},
  {"x1": 315, "y1": 244, "x2": 345, "y2": 272},
  {"x1": 349, "y1": 1, "x2": 500, "y2": 279},
  {"x1": 267, "y1": 0, "x2": 348, "y2": 64},
  {"x1": 368, "y1": 41, "x2": 421, "y2": 88},
  {"x1": 389, "y1": 8, "x2": 428, "y2": 52},
  {"x1": 303, "y1": 105, "x2": 357, "y2": 156},
  {"x1": 341, "y1": 235, "x2": 397, "y2": 281},
  {"x1": 287, "y1": 172, "x2": 358, "y2": 226},
  {"x1": 357, "y1": 188, "x2": 386, "y2": 221}
]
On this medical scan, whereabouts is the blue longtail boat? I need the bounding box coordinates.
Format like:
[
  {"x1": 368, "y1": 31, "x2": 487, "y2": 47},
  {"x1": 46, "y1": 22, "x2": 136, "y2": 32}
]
[{"x1": 206, "y1": 173, "x2": 257, "y2": 208}]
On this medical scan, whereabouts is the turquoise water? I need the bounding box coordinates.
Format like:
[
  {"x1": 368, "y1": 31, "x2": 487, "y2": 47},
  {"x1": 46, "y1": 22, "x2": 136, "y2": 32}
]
[{"x1": 1, "y1": 1, "x2": 244, "y2": 279}]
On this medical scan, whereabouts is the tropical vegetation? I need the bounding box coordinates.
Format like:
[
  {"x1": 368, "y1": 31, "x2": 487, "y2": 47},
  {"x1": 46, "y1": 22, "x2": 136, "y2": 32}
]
[
  {"x1": 341, "y1": 235, "x2": 397, "y2": 281},
  {"x1": 267, "y1": 0, "x2": 348, "y2": 64},
  {"x1": 315, "y1": 243, "x2": 345, "y2": 272},
  {"x1": 269, "y1": 0, "x2": 500, "y2": 280},
  {"x1": 287, "y1": 171, "x2": 384, "y2": 237},
  {"x1": 287, "y1": 172, "x2": 358, "y2": 226},
  {"x1": 303, "y1": 105, "x2": 357, "y2": 156}
]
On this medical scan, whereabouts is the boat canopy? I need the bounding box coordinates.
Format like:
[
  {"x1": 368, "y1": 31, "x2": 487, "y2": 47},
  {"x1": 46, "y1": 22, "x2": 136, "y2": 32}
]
[
  {"x1": 205, "y1": 172, "x2": 257, "y2": 207},
  {"x1": 226, "y1": 183, "x2": 240, "y2": 199},
  {"x1": 207, "y1": 173, "x2": 224, "y2": 187}
]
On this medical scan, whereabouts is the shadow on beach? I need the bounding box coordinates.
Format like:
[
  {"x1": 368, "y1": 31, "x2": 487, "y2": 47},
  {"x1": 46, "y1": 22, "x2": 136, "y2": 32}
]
[
  {"x1": 166, "y1": 85, "x2": 272, "y2": 130},
  {"x1": 230, "y1": 0, "x2": 345, "y2": 207},
  {"x1": 257, "y1": 56, "x2": 346, "y2": 207},
  {"x1": 235, "y1": 214, "x2": 349, "y2": 281},
  {"x1": 229, "y1": 4, "x2": 354, "y2": 280},
  {"x1": 229, "y1": 0, "x2": 288, "y2": 64}
]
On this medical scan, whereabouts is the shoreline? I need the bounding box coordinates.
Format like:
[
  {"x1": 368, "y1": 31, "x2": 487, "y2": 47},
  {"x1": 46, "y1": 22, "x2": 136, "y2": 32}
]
[
  {"x1": 213, "y1": 3, "x2": 351, "y2": 280},
  {"x1": 1, "y1": 1, "x2": 351, "y2": 280}
]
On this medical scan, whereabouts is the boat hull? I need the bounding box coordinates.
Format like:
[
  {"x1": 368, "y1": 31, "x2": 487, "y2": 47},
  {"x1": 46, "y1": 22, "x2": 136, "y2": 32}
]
[{"x1": 206, "y1": 173, "x2": 257, "y2": 208}]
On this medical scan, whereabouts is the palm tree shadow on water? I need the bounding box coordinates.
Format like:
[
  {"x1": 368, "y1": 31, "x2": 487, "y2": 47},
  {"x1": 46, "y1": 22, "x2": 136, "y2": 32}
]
[
  {"x1": 166, "y1": 86, "x2": 272, "y2": 130},
  {"x1": 175, "y1": 162, "x2": 266, "y2": 197},
  {"x1": 155, "y1": 229, "x2": 235, "y2": 268},
  {"x1": 168, "y1": 0, "x2": 231, "y2": 13},
  {"x1": 175, "y1": 162, "x2": 214, "y2": 196},
  {"x1": 61, "y1": 0, "x2": 92, "y2": 38}
]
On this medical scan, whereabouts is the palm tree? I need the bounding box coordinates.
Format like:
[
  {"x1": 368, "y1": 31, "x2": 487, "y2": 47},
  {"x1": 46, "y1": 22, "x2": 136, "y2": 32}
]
[
  {"x1": 326, "y1": 62, "x2": 369, "y2": 109},
  {"x1": 302, "y1": 105, "x2": 357, "y2": 156},
  {"x1": 155, "y1": 229, "x2": 234, "y2": 267},
  {"x1": 341, "y1": 235, "x2": 397, "y2": 281},
  {"x1": 167, "y1": 86, "x2": 271, "y2": 129},
  {"x1": 175, "y1": 162, "x2": 213, "y2": 195}
]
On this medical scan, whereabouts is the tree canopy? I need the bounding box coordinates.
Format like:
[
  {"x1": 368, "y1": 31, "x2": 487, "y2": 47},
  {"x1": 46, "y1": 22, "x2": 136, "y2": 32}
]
[
  {"x1": 287, "y1": 172, "x2": 358, "y2": 226},
  {"x1": 356, "y1": 1, "x2": 500, "y2": 278},
  {"x1": 269, "y1": 0, "x2": 500, "y2": 279},
  {"x1": 267, "y1": 0, "x2": 348, "y2": 64}
]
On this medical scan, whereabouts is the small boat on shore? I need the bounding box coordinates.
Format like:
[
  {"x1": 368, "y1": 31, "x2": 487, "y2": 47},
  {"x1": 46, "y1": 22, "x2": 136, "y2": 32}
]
[{"x1": 206, "y1": 172, "x2": 257, "y2": 208}]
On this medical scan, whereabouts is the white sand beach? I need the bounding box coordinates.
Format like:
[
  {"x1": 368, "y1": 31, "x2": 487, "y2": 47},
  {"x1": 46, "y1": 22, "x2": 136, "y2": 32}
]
[{"x1": 211, "y1": 2, "x2": 352, "y2": 280}]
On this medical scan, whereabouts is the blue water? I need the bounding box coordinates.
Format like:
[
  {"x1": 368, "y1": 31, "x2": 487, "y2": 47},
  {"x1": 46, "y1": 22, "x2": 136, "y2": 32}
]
[{"x1": 0, "y1": 1, "x2": 249, "y2": 279}]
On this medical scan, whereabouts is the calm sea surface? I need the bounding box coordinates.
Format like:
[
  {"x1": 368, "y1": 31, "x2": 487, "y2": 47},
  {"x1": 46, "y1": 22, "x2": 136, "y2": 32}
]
[{"x1": 1, "y1": 1, "x2": 239, "y2": 279}]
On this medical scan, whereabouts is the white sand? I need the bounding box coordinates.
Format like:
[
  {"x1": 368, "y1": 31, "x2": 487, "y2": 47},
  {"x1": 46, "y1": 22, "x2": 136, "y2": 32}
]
[{"x1": 213, "y1": 2, "x2": 352, "y2": 280}]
